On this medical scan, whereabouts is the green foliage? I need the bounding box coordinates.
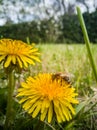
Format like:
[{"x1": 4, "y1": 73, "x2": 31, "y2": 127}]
[
  {"x1": 61, "y1": 14, "x2": 83, "y2": 43},
  {"x1": 83, "y1": 10, "x2": 97, "y2": 43},
  {"x1": 61, "y1": 10, "x2": 97, "y2": 43},
  {"x1": 0, "y1": 10, "x2": 97, "y2": 43},
  {"x1": 0, "y1": 21, "x2": 40, "y2": 43},
  {"x1": 39, "y1": 18, "x2": 60, "y2": 43}
]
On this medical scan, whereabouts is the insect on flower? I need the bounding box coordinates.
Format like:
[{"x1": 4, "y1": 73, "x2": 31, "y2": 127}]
[{"x1": 52, "y1": 72, "x2": 74, "y2": 84}]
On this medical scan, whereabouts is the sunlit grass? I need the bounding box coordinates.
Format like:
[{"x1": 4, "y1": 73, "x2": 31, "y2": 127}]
[
  {"x1": 0, "y1": 43, "x2": 97, "y2": 130},
  {"x1": 30, "y1": 43, "x2": 97, "y2": 96}
]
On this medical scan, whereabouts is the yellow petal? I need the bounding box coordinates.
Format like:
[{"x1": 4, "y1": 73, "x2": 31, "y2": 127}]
[
  {"x1": 54, "y1": 107, "x2": 62, "y2": 123},
  {"x1": 40, "y1": 108, "x2": 48, "y2": 121},
  {"x1": 41, "y1": 100, "x2": 47, "y2": 113},
  {"x1": 4, "y1": 55, "x2": 12, "y2": 67},
  {"x1": 30, "y1": 55, "x2": 41, "y2": 62},
  {"x1": 58, "y1": 106, "x2": 66, "y2": 121},
  {"x1": 0, "y1": 55, "x2": 6, "y2": 62},
  {"x1": 32, "y1": 103, "x2": 41, "y2": 118},
  {"x1": 20, "y1": 56, "x2": 28, "y2": 67},
  {"x1": 28, "y1": 101, "x2": 40, "y2": 114},
  {"x1": 16, "y1": 56, "x2": 23, "y2": 68},
  {"x1": 53, "y1": 99, "x2": 59, "y2": 108},
  {"x1": 61, "y1": 100, "x2": 75, "y2": 115},
  {"x1": 48, "y1": 102, "x2": 53, "y2": 123},
  {"x1": 67, "y1": 103, "x2": 75, "y2": 115},
  {"x1": 21, "y1": 56, "x2": 35, "y2": 65},
  {"x1": 60, "y1": 104, "x2": 70, "y2": 121},
  {"x1": 29, "y1": 48, "x2": 39, "y2": 53},
  {"x1": 11, "y1": 55, "x2": 16, "y2": 64},
  {"x1": 23, "y1": 100, "x2": 32, "y2": 109},
  {"x1": 45, "y1": 100, "x2": 50, "y2": 108},
  {"x1": 21, "y1": 82, "x2": 28, "y2": 88},
  {"x1": 18, "y1": 97, "x2": 28, "y2": 104}
]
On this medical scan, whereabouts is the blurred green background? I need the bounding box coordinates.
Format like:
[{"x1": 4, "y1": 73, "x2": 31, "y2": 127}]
[{"x1": 0, "y1": 0, "x2": 97, "y2": 43}]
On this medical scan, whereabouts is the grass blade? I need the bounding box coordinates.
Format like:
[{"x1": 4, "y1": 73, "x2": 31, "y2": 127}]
[{"x1": 76, "y1": 6, "x2": 97, "y2": 83}]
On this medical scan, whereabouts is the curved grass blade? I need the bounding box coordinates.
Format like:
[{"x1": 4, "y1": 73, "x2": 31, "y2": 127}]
[{"x1": 76, "y1": 7, "x2": 97, "y2": 84}]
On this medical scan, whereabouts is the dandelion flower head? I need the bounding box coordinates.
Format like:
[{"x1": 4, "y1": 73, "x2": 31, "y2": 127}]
[
  {"x1": 0, "y1": 39, "x2": 40, "y2": 68},
  {"x1": 17, "y1": 73, "x2": 79, "y2": 123}
]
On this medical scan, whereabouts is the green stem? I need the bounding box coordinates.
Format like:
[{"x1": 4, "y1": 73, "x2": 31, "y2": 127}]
[
  {"x1": 76, "y1": 7, "x2": 97, "y2": 83},
  {"x1": 4, "y1": 71, "x2": 15, "y2": 130},
  {"x1": 64, "y1": 120, "x2": 75, "y2": 130},
  {"x1": 44, "y1": 121, "x2": 56, "y2": 130}
]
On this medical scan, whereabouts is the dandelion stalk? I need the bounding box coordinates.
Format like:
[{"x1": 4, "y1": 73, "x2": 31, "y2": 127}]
[
  {"x1": 0, "y1": 39, "x2": 40, "y2": 129},
  {"x1": 4, "y1": 70, "x2": 15, "y2": 130},
  {"x1": 76, "y1": 7, "x2": 97, "y2": 83}
]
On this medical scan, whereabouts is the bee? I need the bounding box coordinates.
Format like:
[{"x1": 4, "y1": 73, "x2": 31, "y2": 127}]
[{"x1": 52, "y1": 72, "x2": 74, "y2": 84}]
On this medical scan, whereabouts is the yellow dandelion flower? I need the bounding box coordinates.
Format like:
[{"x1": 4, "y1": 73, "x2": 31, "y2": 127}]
[
  {"x1": 17, "y1": 73, "x2": 79, "y2": 123},
  {"x1": 0, "y1": 39, "x2": 40, "y2": 68}
]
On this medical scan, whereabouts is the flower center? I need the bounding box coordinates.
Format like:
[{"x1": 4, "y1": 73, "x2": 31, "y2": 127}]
[{"x1": 39, "y1": 81, "x2": 63, "y2": 101}]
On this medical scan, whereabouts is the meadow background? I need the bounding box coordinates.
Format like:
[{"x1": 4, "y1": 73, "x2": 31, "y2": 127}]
[
  {"x1": 0, "y1": 43, "x2": 97, "y2": 130},
  {"x1": 0, "y1": 0, "x2": 97, "y2": 130},
  {"x1": 32, "y1": 43, "x2": 97, "y2": 95}
]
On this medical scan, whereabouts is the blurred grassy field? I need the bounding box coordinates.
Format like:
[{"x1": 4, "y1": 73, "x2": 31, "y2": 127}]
[
  {"x1": 0, "y1": 43, "x2": 97, "y2": 130},
  {"x1": 30, "y1": 43, "x2": 97, "y2": 95}
]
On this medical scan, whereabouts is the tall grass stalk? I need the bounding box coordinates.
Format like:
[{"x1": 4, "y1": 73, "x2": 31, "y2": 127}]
[
  {"x1": 76, "y1": 7, "x2": 97, "y2": 83},
  {"x1": 4, "y1": 71, "x2": 15, "y2": 130}
]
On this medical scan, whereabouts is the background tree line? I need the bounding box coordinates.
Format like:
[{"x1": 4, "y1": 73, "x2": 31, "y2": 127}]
[{"x1": 0, "y1": 0, "x2": 97, "y2": 43}]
